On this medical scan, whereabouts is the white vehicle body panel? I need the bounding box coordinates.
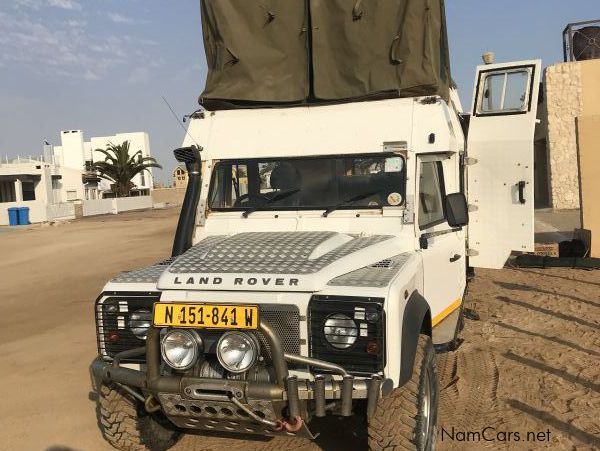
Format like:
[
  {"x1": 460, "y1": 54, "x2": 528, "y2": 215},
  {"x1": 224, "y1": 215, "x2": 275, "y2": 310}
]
[
  {"x1": 187, "y1": 100, "x2": 415, "y2": 160},
  {"x1": 467, "y1": 60, "x2": 541, "y2": 269}
]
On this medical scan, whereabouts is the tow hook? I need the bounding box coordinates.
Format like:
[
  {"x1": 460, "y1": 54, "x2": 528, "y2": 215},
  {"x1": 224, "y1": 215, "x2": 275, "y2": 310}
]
[{"x1": 276, "y1": 416, "x2": 303, "y2": 433}]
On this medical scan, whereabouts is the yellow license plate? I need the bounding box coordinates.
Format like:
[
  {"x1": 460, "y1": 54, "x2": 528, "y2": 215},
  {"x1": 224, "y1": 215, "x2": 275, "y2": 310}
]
[{"x1": 153, "y1": 303, "x2": 259, "y2": 330}]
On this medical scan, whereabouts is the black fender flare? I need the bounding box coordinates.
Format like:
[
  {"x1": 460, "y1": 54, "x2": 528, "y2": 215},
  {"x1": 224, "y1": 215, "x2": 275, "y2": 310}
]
[{"x1": 399, "y1": 291, "x2": 432, "y2": 386}]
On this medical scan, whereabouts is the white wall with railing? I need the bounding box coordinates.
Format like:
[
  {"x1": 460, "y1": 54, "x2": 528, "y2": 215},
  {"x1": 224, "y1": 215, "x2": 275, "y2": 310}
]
[
  {"x1": 2, "y1": 194, "x2": 153, "y2": 224},
  {"x1": 82, "y1": 199, "x2": 116, "y2": 216},
  {"x1": 114, "y1": 196, "x2": 153, "y2": 212},
  {"x1": 81, "y1": 196, "x2": 153, "y2": 217}
]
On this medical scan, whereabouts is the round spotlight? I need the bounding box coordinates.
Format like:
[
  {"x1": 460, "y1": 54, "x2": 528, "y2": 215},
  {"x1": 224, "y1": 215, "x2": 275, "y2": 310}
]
[
  {"x1": 366, "y1": 310, "x2": 380, "y2": 323},
  {"x1": 216, "y1": 332, "x2": 259, "y2": 374},
  {"x1": 324, "y1": 314, "x2": 358, "y2": 349},
  {"x1": 129, "y1": 310, "x2": 152, "y2": 339},
  {"x1": 161, "y1": 329, "x2": 202, "y2": 371}
]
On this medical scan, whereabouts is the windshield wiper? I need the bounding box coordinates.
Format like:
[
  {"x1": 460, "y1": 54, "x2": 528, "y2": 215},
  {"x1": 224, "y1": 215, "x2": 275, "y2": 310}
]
[
  {"x1": 322, "y1": 191, "x2": 379, "y2": 217},
  {"x1": 242, "y1": 188, "x2": 301, "y2": 218}
]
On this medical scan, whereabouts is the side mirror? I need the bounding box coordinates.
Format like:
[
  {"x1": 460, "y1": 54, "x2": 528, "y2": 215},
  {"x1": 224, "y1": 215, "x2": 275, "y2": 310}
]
[{"x1": 445, "y1": 193, "x2": 469, "y2": 228}]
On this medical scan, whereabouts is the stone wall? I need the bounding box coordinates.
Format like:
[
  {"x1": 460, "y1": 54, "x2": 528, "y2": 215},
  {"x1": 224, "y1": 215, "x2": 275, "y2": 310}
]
[{"x1": 544, "y1": 62, "x2": 584, "y2": 210}]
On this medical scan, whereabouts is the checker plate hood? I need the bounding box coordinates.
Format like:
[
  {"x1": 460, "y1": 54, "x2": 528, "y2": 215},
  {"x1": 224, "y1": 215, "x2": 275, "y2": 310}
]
[{"x1": 153, "y1": 231, "x2": 402, "y2": 292}]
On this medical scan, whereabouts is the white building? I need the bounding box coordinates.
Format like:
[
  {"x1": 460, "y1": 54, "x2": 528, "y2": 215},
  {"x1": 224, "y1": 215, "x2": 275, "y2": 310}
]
[
  {"x1": 0, "y1": 130, "x2": 155, "y2": 225},
  {"x1": 53, "y1": 130, "x2": 154, "y2": 199}
]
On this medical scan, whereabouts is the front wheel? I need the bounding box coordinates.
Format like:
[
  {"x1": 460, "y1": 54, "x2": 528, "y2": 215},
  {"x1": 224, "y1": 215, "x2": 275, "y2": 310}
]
[
  {"x1": 368, "y1": 334, "x2": 438, "y2": 451},
  {"x1": 96, "y1": 383, "x2": 180, "y2": 451}
]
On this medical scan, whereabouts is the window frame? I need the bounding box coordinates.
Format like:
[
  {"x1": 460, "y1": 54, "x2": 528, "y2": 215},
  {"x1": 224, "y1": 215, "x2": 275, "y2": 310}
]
[
  {"x1": 418, "y1": 159, "x2": 447, "y2": 231},
  {"x1": 474, "y1": 64, "x2": 536, "y2": 117}
]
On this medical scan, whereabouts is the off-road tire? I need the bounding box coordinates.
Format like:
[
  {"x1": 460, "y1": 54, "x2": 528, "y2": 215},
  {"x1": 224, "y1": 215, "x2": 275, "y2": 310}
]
[
  {"x1": 368, "y1": 334, "x2": 438, "y2": 451},
  {"x1": 97, "y1": 383, "x2": 180, "y2": 451}
]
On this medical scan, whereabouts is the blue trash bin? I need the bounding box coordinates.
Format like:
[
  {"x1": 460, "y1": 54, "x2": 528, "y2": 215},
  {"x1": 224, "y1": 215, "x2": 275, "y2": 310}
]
[
  {"x1": 8, "y1": 207, "x2": 19, "y2": 226},
  {"x1": 17, "y1": 207, "x2": 30, "y2": 225}
]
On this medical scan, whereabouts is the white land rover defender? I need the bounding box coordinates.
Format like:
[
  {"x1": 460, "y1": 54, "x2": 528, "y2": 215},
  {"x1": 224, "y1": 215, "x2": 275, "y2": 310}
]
[{"x1": 91, "y1": 2, "x2": 541, "y2": 450}]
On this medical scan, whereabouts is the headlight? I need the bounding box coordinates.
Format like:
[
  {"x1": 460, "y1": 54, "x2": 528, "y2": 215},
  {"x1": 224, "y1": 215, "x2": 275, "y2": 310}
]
[
  {"x1": 216, "y1": 332, "x2": 259, "y2": 374},
  {"x1": 161, "y1": 329, "x2": 202, "y2": 370},
  {"x1": 129, "y1": 310, "x2": 152, "y2": 339},
  {"x1": 324, "y1": 313, "x2": 358, "y2": 349}
]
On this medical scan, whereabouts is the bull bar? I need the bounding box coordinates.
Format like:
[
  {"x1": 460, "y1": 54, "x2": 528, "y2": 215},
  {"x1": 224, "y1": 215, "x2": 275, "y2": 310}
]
[{"x1": 92, "y1": 320, "x2": 391, "y2": 437}]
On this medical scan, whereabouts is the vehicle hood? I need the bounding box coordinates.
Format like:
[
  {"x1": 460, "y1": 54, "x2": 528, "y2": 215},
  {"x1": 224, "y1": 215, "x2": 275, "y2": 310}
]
[{"x1": 144, "y1": 231, "x2": 407, "y2": 292}]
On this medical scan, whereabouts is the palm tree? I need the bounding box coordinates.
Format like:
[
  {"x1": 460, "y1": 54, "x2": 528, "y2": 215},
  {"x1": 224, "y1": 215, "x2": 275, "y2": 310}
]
[{"x1": 93, "y1": 141, "x2": 162, "y2": 197}]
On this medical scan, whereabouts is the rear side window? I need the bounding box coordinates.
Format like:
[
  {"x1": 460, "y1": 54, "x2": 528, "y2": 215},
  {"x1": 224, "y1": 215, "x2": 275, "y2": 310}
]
[
  {"x1": 418, "y1": 161, "x2": 446, "y2": 230},
  {"x1": 475, "y1": 66, "x2": 534, "y2": 116}
]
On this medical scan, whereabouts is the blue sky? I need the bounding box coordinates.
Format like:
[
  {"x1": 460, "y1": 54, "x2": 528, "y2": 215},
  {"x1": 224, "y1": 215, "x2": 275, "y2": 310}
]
[{"x1": 0, "y1": 1, "x2": 598, "y2": 183}]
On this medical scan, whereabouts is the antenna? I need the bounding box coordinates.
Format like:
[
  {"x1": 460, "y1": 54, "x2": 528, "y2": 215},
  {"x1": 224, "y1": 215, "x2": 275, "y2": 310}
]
[{"x1": 161, "y1": 96, "x2": 201, "y2": 148}]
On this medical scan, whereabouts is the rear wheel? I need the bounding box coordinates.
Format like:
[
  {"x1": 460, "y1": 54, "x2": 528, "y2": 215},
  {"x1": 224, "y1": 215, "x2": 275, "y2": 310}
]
[
  {"x1": 368, "y1": 334, "x2": 438, "y2": 451},
  {"x1": 96, "y1": 383, "x2": 180, "y2": 451}
]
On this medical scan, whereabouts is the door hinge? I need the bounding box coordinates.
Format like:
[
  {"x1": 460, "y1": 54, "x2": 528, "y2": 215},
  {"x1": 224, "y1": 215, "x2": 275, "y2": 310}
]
[
  {"x1": 468, "y1": 204, "x2": 479, "y2": 212},
  {"x1": 464, "y1": 157, "x2": 478, "y2": 166},
  {"x1": 466, "y1": 249, "x2": 479, "y2": 257}
]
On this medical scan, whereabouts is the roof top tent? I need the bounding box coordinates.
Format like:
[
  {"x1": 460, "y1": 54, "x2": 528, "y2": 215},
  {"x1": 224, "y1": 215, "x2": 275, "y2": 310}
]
[{"x1": 199, "y1": 0, "x2": 452, "y2": 109}]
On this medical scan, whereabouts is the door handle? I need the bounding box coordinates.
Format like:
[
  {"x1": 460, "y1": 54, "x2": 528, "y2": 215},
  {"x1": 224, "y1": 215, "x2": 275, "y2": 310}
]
[
  {"x1": 450, "y1": 254, "x2": 462, "y2": 263},
  {"x1": 518, "y1": 181, "x2": 526, "y2": 204}
]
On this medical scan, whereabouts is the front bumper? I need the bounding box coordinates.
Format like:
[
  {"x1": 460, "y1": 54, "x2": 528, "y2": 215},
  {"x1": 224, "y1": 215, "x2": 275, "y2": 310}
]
[{"x1": 92, "y1": 320, "x2": 391, "y2": 438}]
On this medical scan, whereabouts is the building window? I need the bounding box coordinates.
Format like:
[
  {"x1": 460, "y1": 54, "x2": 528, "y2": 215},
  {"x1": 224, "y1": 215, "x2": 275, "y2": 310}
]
[
  {"x1": 0, "y1": 181, "x2": 16, "y2": 203},
  {"x1": 22, "y1": 181, "x2": 36, "y2": 201},
  {"x1": 66, "y1": 190, "x2": 77, "y2": 201},
  {"x1": 85, "y1": 189, "x2": 98, "y2": 200},
  {"x1": 418, "y1": 161, "x2": 446, "y2": 230}
]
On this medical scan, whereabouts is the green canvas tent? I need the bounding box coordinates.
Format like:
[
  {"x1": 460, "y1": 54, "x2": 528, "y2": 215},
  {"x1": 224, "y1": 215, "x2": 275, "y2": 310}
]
[{"x1": 200, "y1": 0, "x2": 451, "y2": 108}]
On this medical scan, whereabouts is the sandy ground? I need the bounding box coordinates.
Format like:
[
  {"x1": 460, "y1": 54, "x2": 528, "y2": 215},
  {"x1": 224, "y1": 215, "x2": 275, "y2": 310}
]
[{"x1": 0, "y1": 208, "x2": 598, "y2": 451}]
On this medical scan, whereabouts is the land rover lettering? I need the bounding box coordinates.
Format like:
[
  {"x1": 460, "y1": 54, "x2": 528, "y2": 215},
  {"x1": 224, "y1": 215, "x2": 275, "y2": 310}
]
[{"x1": 172, "y1": 276, "x2": 300, "y2": 287}]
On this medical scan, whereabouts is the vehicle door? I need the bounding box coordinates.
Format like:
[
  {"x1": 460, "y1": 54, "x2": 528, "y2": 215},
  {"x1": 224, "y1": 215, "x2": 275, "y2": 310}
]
[
  {"x1": 467, "y1": 60, "x2": 542, "y2": 269},
  {"x1": 417, "y1": 154, "x2": 466, "y2": 324}
]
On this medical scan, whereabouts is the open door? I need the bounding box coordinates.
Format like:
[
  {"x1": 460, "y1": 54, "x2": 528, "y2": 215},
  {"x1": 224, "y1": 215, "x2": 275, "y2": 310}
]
[{"x1": 467, "y1": 60, "x2": 542, "y2": 269}]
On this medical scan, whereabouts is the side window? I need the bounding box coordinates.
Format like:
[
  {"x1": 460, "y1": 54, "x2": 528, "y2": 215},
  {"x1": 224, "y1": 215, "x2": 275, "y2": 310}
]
[
  {"x1": 232, "y1": 164, "x2": 248, "y2": 199},
  {"x1": 418, "y1": 161, "x2": 446, "y2": 230},
  {"x1": 258, "y1": 162, "x2": 278, "y2": 194},
  {"x1": 476, "y1": 67, "x2": 533, "y2": 115},
  {"x1": 209, "y1": 163, "x2": 249, "y2": 207}
]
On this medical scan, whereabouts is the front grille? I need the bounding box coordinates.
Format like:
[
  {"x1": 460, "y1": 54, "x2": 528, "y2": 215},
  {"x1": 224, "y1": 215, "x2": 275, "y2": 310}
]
[
  {"x1": 254, "y1": 304, "x2": 301, "y2": 357},
  {"x1": 95, "y1": 292, "x2": 161, "y2": 362},
  {"x1": 96, "y1": 296, "x2": 301, "y2": 364},
  {"x1": 309, "y1": 295, "x2": 385, "y2": 376}
]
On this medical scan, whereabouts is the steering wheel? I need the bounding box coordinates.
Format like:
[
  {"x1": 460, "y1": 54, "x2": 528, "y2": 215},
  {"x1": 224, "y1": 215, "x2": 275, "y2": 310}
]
[{"x1": 234, "y1": 193, "x2": 270, "y2": 208}]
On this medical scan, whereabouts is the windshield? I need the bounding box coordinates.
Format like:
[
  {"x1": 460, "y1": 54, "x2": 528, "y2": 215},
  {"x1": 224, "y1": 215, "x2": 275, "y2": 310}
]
[{"x1": 208, "y1": 154, "x2": 406, "y2": 212}]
